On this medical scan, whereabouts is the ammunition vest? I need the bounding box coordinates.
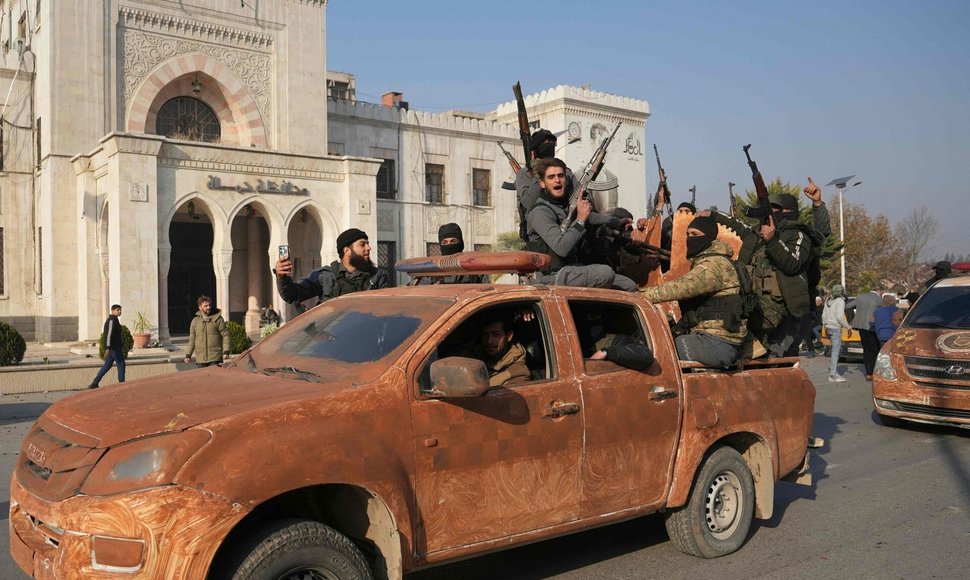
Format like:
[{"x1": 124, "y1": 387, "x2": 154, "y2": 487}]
[
  {"x1": 681, "y1": 293, "x2": 745, "y2": 334},
  {"x1": 330, "y1": 261, "x2": 376, "y2": 297}
]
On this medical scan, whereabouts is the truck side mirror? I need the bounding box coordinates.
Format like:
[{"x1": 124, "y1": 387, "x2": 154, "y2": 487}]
[{"x1": 428, "y1": 357, "x2": 490, "y2": 398}]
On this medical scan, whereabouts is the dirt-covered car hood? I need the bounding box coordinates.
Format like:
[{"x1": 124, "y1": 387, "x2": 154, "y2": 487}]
[
  {"x1": 41, "y1": 368, "x2": 353, "y2": 447},
  {"x1": 889, "y1": 328, "x2": 970, "y2": 358}
]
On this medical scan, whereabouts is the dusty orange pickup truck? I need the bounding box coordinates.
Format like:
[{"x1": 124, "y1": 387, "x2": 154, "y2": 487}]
[{"x1": 10, "y1": 284, "x2": 814, "y2": 579}]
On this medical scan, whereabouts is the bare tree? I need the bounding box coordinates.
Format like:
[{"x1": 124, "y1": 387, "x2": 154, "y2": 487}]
[{"x1": 895, "y1": 206, "x2": 939, "y2": 288}]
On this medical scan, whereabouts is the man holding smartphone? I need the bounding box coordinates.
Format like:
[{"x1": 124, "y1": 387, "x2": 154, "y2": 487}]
[{"x1": 274, "y1": 228, "x2": 389, "y2": 306}]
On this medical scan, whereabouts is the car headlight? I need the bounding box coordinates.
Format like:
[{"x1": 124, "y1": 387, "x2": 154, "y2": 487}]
[
  {"x1": 80, "y1": 430, "x2": 210, "y2": 496},
  {"x1": 874, "y1": 353, "x2": 896, "y2": 380}
]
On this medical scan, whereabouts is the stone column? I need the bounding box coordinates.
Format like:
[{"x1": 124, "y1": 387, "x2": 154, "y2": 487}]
[
  {"x1": 245, "y1": 217, "x2": 262, "y2": 336},
  {"x1": 99, "y1": 251, "x2": 110, "y2": 323},
  {"x1": 213, "y1": 250, "x2": 233, "y2": 327},
  {"x1": 157, "y1": 243, "x2": 172, "y2": 344}
]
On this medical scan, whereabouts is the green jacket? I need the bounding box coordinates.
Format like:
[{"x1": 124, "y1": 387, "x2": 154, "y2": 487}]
[
  {"x1": 186, "y1": 309, "x2": 230, "y2": 364},
  {"x1": 641, "y1": 240, "x2": 747, "y2": 345},
  {"x1": 462, "y1": 342, "x2": 531, "y2": 387}
]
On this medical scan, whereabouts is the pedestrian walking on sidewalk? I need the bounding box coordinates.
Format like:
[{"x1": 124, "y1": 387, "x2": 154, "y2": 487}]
[{"x1": 89, "y1": 304, "x2": 125, "y2": 388}]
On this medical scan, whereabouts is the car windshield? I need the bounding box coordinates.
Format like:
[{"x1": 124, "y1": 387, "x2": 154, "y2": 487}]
[
  {"x1": 903, "y1": 286, "x2": 970, "y2": 330},
  {"x1": 247, "y1": 295, "x2": 454, "y2": 382}
]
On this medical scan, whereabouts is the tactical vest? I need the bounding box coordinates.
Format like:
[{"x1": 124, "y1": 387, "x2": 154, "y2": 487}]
[
  {"x1": 330, "y1": 261, "x2": 375, "y2": 296},
  {"x1": 525, "y1": 198, "x2": 571, "y2": 274},
  {"x1": 680, "y1": 254, "x2": 746, "y2": 333}
]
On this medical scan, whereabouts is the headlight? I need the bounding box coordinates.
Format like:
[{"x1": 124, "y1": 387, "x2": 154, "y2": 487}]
[
  {"x1": 80, "y1": 430, "x2": 210, "y2": 496},
  {"x1": 874, "y1": 353, "x2": 896, "y2": 380}
]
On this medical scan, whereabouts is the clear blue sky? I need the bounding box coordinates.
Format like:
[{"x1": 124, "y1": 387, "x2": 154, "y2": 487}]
[{"x1": 327, "y1": 0, "x2": 970, "y2": 260}]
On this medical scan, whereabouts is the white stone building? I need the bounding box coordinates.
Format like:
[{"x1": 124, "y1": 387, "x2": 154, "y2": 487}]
[{"x1": 0, "y1": 0, "x2": 650, "y2": 344}]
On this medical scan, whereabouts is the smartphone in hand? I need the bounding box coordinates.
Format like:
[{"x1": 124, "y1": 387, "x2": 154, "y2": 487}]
[{"x1": 278, "y1": 244, "x2": 289, "y2": 261}]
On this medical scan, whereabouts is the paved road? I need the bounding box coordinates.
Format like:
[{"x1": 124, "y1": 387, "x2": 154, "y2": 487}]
[{"x1": 1, "y1": 357, "x2": 968, "y2": 579}]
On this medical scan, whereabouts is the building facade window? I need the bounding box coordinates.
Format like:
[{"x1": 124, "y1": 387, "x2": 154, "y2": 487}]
[
  {"x1": 472, "y1": 168, "x2": 491, "y2": 206},
  {"x1": 155, "y1": 97, "x2": 221, "y2": 142},
  {"x1": 377, "y1": 241, "x2": 397, "y2": 287},
  {"x1": 376, "y1": 159, "x2": 396, "y2": 200},
  {"x1": 36, "y1": 226, "x2": 42, "y2": 294},
  {"x1": 425, "y1": 163, "x2": 444, "y2": 204},
  {"x1": 426, "y1": 242, "x2": 441, "y2": 257}
]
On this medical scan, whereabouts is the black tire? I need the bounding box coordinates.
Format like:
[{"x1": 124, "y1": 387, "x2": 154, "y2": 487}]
[
  {"x1": 229, "y1": 518, "x2": 373, "y2": 580},
  {"x1": 664, "y1": 446, "x2": 755, "y2": 558}
]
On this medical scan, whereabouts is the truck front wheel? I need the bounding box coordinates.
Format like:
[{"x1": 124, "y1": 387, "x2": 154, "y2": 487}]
[
  {"x1": 229, "y1": 518, "x2": 373, "y2": 580},
  {"x1": 664, "y1": 446, "x2": 755, "y2": 558}
]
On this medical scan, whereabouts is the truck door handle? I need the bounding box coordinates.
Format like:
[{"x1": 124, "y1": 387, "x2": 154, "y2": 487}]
[
  {"x1": 649, "y1": 385, "x2": 677, "y2": 401},
  {"x1": 543, "y1": 402, "x2": 580, "y2": 418}
]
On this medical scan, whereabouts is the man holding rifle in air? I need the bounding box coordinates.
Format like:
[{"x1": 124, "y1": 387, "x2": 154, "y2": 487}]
[{"x1": 526, "y1": 157, "x2": 637, "y2": 290}]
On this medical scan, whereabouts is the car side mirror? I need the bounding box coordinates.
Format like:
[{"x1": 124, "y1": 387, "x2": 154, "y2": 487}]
[{"x1": 428, "y1": 357, "x2": 490, "y2": 398}]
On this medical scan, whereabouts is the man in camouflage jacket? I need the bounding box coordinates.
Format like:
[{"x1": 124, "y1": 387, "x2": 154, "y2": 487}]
[{"x1": 641, "y1": 215, "x2": 746, "y2": 368}]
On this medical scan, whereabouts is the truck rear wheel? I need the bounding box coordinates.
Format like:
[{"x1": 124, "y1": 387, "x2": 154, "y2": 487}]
[
  {"x1": 229, "y1": 518, "x2": 373, "y2": 580},
  {"x1": 665, "y1": 446, "x2": 755, "y2": 558}
]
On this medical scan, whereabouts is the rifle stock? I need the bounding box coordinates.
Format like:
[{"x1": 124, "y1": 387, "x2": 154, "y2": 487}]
[
  {"x1": 653, "y1": 144, "x2": 673, "y2": 217},
  {"x1": 512, "y1": 82, "x2": 532, "y2": 172},
  {"x1": 743, "y1": 144, "x2": 771, "y2": 224},
  {"x1": 562, "y1": 121, "x2": 622, "y2": 228}
]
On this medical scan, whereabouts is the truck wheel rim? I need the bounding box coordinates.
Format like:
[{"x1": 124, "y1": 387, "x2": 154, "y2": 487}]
[
  {"x1": 278, "y1": 569, "x2": 339, "y2": 580},
  {"x1": 705, "y1": 470, "x2": 743, "y2": 539}
]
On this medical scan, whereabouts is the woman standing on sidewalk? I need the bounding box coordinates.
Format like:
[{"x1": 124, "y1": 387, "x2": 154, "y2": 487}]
[{"x1": 822, "y1": 285, "x2": 853, "y2": 382}]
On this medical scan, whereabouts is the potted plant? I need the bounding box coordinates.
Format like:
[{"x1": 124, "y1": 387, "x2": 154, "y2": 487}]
[{"x1": 132, "y1": 311, "x2": 153, "y2": 349}]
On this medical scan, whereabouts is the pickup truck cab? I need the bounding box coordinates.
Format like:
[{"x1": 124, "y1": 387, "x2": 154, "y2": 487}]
[
  {"x1": 10, "y1": 283, "x2": 815, "y2": 579},
  {"x1": 873, "y1": 273, "x2": 970, "y2": 428}
]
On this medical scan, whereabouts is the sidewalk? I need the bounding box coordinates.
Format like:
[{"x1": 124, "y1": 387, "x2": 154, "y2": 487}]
[{"x1": 0, "y1": 337, "x2": 198, "y2": 395}]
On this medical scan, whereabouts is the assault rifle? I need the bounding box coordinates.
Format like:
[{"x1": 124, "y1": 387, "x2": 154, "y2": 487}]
[
  {"x1": 743, "y1": 144, "x2": 772, "y2": 224},
  {"x1": 497, "y1": 141, "x2": 521, "y2": 174},
  {"x1": 562, "y1": 120, "x2": 622, "y2": 228},
  {"x1": 728, "y1": 181, "x2": 737, "y2": 217},
  {"x1": 689, "y1": 185, "x2": 696, "y2": 207},
  {"x1": 512, "y1": 82, "x2": 532, "y2": 172},
  {"x1": 653, "y1": 144, "x2": 673, "y2": 218}
]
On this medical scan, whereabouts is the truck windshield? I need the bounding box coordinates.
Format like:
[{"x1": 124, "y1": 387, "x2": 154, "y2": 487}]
[
  {"x1": 249, "y1": 295, "x2": 454, "y2": 380},
  {"x1": 903, "y1": 287, "x2": 970, "y2": 329}
]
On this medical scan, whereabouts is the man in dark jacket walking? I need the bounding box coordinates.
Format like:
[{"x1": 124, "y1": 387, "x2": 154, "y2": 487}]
[{"x1": 89, "y1": 304, "x2": 125, "y2": 388}]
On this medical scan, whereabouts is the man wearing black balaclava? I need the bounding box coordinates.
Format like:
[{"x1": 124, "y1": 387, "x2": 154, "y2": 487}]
[
  {"x1": 641, "y1": 215, "x2": 747, "y2": 367},
  {"x1": 660, "y1": 201, "x2": 697, "y2": 272},
  {"x1": 419, "y1": 223, "x2": 485, "y2": 284},
  {"x1": 514, "y1": 128, "x2": 575, "y2": 242}
]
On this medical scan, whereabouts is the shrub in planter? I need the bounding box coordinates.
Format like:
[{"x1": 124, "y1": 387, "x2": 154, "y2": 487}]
[
  {"x1": 98, "y1": 325, "x2": 134, "y2": 360},
  {"x1": 226, "y1": 321, "x2": 252, "y2": 354},
  {"x1": 0, "y1": 322, "x2": 27, "y2": 366},
  {"x1": 260, "y1": 322, "x2": 280, "y2": 340}
]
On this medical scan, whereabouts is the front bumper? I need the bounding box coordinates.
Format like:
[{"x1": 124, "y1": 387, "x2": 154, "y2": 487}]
[
  {"x1": 872, "y1": 376, "x2": 970, "y2": 429},
  {"x1": 9, "y1": 475, "x2": 248, "y2": 579}
]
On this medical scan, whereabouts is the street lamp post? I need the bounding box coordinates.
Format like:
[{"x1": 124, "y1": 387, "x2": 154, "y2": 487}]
[{"x1": 826, "y1": 176, "x2": 862, "y2": 289}]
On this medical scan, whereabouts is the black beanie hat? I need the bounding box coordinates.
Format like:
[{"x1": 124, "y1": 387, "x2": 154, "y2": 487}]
[
  {"x1": 611, "y1": 207, "x2": 634, "y2": 221},
  {"x1": 769, "y1": 193, "x2": 798, "y2": 211},
  {"x1": 688, "y1": 215, "x2": 719, "y2": 240},
  {"x1": 677, "y1": 202, "x2": 697, "y2": 213},
  {"x1": 438, "y1": 223, "x2": 463, "y2": 244},
  {"x1": 529, "y1": 129, "x2": 556, "y2": 153},
  {"x1": 336, "y1": 228, "x2": 368, "y2": 255}
]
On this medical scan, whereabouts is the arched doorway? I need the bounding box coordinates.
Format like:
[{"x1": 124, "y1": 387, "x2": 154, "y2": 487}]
[
  {"x1": 229, "y1": 204, "x2": 271, "y2": 336},
  {"x1": 168, "y1": 200, "x2": 216, "y2": 334},
  {"x1": 284, "y1": 207, "x2": 323, "y2": 319}
]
